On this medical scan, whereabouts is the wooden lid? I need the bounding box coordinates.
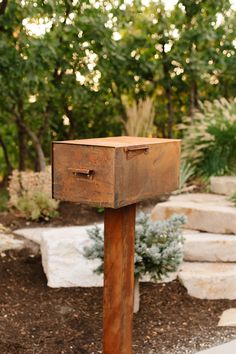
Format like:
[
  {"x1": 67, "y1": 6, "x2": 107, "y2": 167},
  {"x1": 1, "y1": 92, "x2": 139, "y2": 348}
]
[{"x1": 54, "y1": 136, "x2": 180, "y2": 148}]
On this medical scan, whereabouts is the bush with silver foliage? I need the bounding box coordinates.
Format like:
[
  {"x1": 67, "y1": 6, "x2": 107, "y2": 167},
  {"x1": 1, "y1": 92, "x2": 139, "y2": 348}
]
[{"x1": 84, "y1": 213, "x2": 186, "y2": 281}]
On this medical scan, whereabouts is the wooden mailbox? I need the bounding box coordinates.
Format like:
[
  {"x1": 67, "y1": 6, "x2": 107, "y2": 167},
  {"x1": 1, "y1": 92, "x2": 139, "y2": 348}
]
[
  {"x1": 52, "y1": 136, "x2": 180, "y2": 207},
  {"x1": 52, "y1": 136, "x2": 181, "y2": 354}
]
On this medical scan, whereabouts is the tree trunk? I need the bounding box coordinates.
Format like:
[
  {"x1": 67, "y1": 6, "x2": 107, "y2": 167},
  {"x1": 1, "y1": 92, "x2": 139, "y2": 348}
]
[
  {"x1": 189, "y1": 80, "x2": 198, "y2": 118},
  {"x1": 0, "y1": 0, "x2": 8, "y2": 32},
  {"x1": 223, "y1": 79, "x2": 229, "y2": 99},
  {"x1": 23, "y1": 124, "x2": 46, "y2": 172},
  {"x1": 17, "y1": 122, "x2": 27, "y2": 171},
  {"x1": 166, "y1": 87, "x2": 173, "y2": 138},
  {"x1": 0, "y1": 0, "x2": 8, "y2": 15},
  {"x1": 110, "y1": 83, "x2": 128, "y2": 135},
  {"x1": 162, "y1": 44, "x2": 174, "y2": 138},
  {"x1": 133, "y1": 276, "x2": 140, "y2": 313},
  {"x1": 193, "y1": 81, "x2": 199, "y2": 109},
  {"x1": 0, "y1": 132, "x2": 13, "y2": 184},
  {"x1": 16, "y1": 117, "x2": 46, "y2": 172},
  {"x1": 67, "y1": 111, "x2": 76, "y2": 140},
  {"x1": 15, "y1": 99, "x2": 46, "y2": 172}
]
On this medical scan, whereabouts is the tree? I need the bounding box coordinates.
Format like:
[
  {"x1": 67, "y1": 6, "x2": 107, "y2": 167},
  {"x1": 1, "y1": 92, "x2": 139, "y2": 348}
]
[
  {"x1": 0, "y1": 0, "x2": 236, "y2": 181},
  {"x1": 173, "y1": 0, "x2": 233, "y2": 115}
]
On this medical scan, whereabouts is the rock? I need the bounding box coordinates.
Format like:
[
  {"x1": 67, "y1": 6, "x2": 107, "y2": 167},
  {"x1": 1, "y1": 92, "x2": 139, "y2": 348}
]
[
  {"x1": 40, "y1": 224, "x2": 178, "y2": 288},
  {"x1": 14, "y1": 227, "x2": 52, "y2": 244},
  {"x1": 151, "y1": 193, "x2": 236, "y2": 234},
  {"x1": 141, "y1": 272, "x2": 178, "y2": 283},
  {"x1": 210, "y1": 176, "x2": 236, "y2": 196},
  {"x1": 183, "y1": 232, "x2": 236, "y2": 262},
  {"x1": 196, "y1": 339, "x2": 236, "y2": 354},
  {"x1": 183, "y1": 229, "x2": 200, "y2": 234},
  {"x1": 0, "y1": 232, "x2": 25, "y2": 253},
  {"x1": 178, "y1": 262, "x2": 236, "y2": 300},
  {"x1": 0, "y1": 224, "x2": 11, "y2": 234},
  {"x1": 41, "y1": 226, "x2": 103, "y2": 288},
  {"x1": 218, "y1": 309, "x2": 236, "y2": 327}
]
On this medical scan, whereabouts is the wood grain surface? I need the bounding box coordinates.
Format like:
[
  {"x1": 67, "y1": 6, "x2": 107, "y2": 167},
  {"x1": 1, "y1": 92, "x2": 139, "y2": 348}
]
[
  {"x1": 103, "y1": 205, "x2": 136, "y2": 354},
  {"x1": 52, "y1": 137, "x2": 180, "y2": 208}
]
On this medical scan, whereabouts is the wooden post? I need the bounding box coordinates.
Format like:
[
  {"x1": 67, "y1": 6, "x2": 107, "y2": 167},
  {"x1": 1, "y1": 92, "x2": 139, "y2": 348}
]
[
  {"x1": 52, "y1": 136, "x2": 180, "y2": 353},
  {"x1": 103, "y1": 204, "x2": 136, "y2": 354}
]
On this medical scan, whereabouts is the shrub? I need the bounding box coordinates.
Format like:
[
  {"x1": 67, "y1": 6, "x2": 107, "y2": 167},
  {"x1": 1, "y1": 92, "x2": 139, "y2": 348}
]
[
  {"x1": 16, "y1": 191, "x2": 59, "y2": 221},
  {"x1": 8, "y1": 167, "x2": 59, "y2": 221},
  {"x1": 8, "y1": 168, "x2": 52, "y2": 206},
  {"x1": 84, "y1": 213, "x2": 185, "y2": 312},
  {"x1": 0, "y1": 188, "x2": 9, "y2": 212},
  {"x1": 179, "y1": 160, "x2": 195, "y2": 190},
  {"x1": 84, "y1": 213, "x2": 186, "y2": 280},
  {"x1": 180, "y1": 98, "x2": 236, "y2": 177}
]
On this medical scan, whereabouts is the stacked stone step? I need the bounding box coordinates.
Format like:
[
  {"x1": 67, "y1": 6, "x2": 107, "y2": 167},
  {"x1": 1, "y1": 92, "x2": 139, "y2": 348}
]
[
  {"x1": 13, "y1": 176, "x2": 236, "y2": 297},
  {"x1": 151, "y1": 176, "x2": 236, "y2": 300}
]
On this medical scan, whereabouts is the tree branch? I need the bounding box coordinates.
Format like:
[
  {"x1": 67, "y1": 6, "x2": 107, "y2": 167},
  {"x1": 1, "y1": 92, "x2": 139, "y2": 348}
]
[
  {"x1": 15, "y1": 102, "x2": 46, "y2": 172},
  {"x1": 0, "y1": 131, "x2": 13, "y2": 174},
  {"x1": 0, "y1": 0, "x2": 8, "y2": 16}
]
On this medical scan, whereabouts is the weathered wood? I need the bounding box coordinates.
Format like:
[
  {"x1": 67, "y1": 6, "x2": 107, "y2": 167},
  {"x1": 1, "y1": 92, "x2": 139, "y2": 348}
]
[
  {"x1": 52, "y1": 136, "x2": 180, "y2": 208},
  {"x1": 52, "y1": 143, "x2": 115, "y2": 206},
  {"x1": 103, "y1": 204, "x2": 136, "y2": 354},
  {"x1": 52, "y1": 136, "x2": 181, "y2": 354}
]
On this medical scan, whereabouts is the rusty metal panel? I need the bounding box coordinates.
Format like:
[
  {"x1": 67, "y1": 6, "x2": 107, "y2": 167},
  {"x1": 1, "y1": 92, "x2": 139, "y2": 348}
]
[
  {"x1": 52, "y1": 143, "x2": 115, "y2": 207},
  {"x1": 114, "y1": 140, "x2": 181, "y2": 208},
  {"x1": 52, "y1": 137, "x2": 181, "y2": 208}
]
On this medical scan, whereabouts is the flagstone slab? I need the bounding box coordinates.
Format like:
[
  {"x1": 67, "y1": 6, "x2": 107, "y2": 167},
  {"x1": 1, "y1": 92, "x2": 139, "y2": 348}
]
[
  {"x1": 40, "y1": 225, "x2": 177, "y2": 288},
  {"x1": 183, "y1": 232, "x2": 236, "y2": 262},
  {"x1": 210, "y1": 176, "x2": 236, "y2": 196},
  {"x1": 196, "y1": 339, "x2": 236, "y2": 354},
  {"x1": 41, "y1": 226, "x2": 103, "y2": 288},
  {"x1": 151, "y1": 193, "x2": 236, "y2": 234},
  {"x1": 14, "y1": 227, "x2": 53, "y2": 244},
  {"x1": 178, "y1": 262, "x2": 236, "y2": 299},
  {"x1": 218, "y1": 308, "x2": 236, "y2": 327},
  {"x1": 0, "y1": 232, "x2": 25, "y2": 253}
]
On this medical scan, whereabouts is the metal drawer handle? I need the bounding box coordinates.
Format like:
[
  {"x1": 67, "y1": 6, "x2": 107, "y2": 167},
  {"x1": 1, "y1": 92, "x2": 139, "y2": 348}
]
[
  {"x1": 69, "y1": 168, "x2": 95, "y2": 179},
  {"x1": 124, "y1": 145, "x2": 149, "y2": 159}
]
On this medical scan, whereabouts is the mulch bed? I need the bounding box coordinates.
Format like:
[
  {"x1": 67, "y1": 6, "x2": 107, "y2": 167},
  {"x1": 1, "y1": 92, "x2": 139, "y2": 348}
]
[
  {"x1": 0, "y1": 198, "x2": 161, "y2": 230},
  {"x1": 0, "y1": 202, "x2": 104, "y2": 230},
  {"x1": 0, "y1": 251, "x2": 236, "y2": 354},
  {"x1": 1, "y1": 199, "x2": 236, "y2": 353}
]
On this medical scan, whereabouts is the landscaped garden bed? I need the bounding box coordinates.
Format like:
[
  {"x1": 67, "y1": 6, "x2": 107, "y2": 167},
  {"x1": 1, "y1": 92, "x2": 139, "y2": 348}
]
[
  {"x1": 1, "y1": 188, "x2": 236, "y2": 353},
  {"x1": 1, "y1": 250, "x2": 236, "y2": 354}
]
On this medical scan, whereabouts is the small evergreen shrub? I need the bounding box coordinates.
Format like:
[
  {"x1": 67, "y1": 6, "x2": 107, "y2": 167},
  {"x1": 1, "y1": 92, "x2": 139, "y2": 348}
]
[
  {"x1": 16, "y1": 191, "x2": 59, "y2": 221},
  {"x1": 84, "y1": 213, "x2": 186, "y2": 281},
  {"x1": 180, "y1": 98, "x2": 236, "y2": 177},
  {"x1": 8, "y1": 167, "x2": 59, "y2": 221}
]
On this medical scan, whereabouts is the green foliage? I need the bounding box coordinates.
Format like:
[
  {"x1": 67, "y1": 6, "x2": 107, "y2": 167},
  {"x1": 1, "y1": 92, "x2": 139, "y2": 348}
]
[
  {"x1": 0, "y1": 0, "x2": 236, "y2": 178},
  {"x1": 230, "y1": 192, "x2": 236, "y2": 207},
  {"x1": 84, "y1": 225, "x2": 104, "y2": 274},
  {"x1": 181, "y1": 98, "x2": 236, "y2": 177},
  {"x1": 84, "y1": 213, "x2": 186, "y2": 280},
  {"x1": 16, "y1": 191, "x2": 59, "y2": 221},
  {"x1": 179, "y1": 160, "x2": 196, "y2": 190},
  {"x1": 0, "y1": 188, "x2": 9, "y2": 212},
  {"x1": 95, "y1": 206, "x2": 104, "y2": 214}
]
